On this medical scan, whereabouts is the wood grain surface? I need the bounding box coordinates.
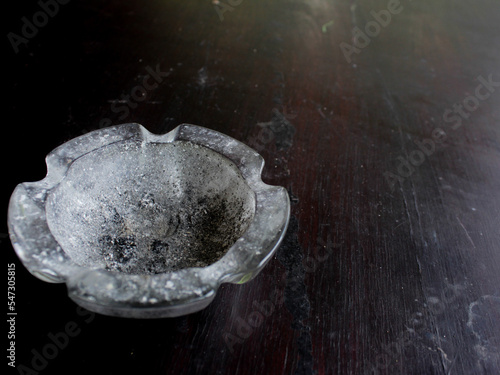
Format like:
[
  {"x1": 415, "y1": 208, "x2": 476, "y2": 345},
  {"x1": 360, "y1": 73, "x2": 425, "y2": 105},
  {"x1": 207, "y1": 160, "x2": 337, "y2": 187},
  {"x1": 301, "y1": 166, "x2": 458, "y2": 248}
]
[{"x1": 4, "y1": 0, "x2": 500, "y2": 374}]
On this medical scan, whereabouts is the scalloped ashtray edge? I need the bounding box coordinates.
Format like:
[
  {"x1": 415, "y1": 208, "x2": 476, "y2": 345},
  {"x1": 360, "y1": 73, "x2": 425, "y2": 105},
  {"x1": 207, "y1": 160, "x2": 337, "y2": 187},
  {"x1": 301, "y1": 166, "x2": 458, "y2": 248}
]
[{"x1": 8, "y1": 123, "x2": 290, "y2": 318}]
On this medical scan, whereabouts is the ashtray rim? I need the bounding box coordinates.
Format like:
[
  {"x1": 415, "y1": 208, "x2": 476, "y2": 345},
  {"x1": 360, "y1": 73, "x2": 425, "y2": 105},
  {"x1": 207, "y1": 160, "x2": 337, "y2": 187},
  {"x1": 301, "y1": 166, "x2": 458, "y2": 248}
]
[{"x1": 8, "y1": 123, "x2": 290, "y2": 318}]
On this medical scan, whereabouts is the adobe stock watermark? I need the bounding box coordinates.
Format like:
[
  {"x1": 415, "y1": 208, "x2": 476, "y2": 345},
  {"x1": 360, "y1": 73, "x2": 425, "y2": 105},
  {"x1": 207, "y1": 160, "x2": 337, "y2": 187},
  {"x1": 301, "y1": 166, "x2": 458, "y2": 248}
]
[
  {"x1": 246, "y1": 106, "x2": 297, "y2": 153},
  {"x1": 7, "y1": 0, "x2": 71, "y2": 54},
  {"x1": 222, "y1": 233, "x2": 339, "y2": 354},
  {"x1": 15, "y1": 306, "x2": 95, "y2": 375},
  {"x1": 384, "y1": 73, "x2": 500, "y2": 191},
  {"x1": 339, "y1": 0, "x2": 405, "y2": 63},
  {"x1": 369, "y1": 281, "x2": 465, "y2": 373},
  {"x1": 213, "y1": 0, "x2": 244, "y2": 22},
  {"x1": 99, "y1": 64, "x2": 169, "y2": 128}
]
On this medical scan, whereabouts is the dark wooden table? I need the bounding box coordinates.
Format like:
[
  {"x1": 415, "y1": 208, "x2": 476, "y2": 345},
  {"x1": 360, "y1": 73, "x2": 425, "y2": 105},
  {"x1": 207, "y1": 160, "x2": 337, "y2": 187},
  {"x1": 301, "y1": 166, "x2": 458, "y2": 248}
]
[{"x1": 4, "y1": 0, "x2": 500, "y2": 374}]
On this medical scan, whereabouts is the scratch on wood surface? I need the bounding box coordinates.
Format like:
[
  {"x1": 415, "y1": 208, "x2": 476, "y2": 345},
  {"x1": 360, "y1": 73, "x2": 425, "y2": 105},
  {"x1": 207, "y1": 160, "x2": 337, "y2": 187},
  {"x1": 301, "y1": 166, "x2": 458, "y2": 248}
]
[
  {"x1": 455, "y1": 216, "x2": 476, "y2": 250},
  {"x1": 392, "y1": 221, "x2": 405, "y2": 232}
]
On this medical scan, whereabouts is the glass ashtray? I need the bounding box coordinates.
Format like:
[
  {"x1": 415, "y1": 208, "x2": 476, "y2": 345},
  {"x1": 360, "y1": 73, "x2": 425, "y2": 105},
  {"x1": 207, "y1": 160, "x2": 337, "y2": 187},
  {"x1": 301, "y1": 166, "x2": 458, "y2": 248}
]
[{"x1": 8, "y1": 123, "x2": 290, "y2": 318}]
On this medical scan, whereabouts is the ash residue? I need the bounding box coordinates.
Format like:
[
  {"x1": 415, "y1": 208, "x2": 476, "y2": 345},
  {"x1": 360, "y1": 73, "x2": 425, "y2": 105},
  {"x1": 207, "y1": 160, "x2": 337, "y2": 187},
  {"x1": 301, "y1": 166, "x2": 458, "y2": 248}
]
[
  {"x1": 46, "y1": 140, "x2": 256, "y2": 276},
  {"x1": 97, "y1": 193, "x2": 252, "y2": 274}
]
